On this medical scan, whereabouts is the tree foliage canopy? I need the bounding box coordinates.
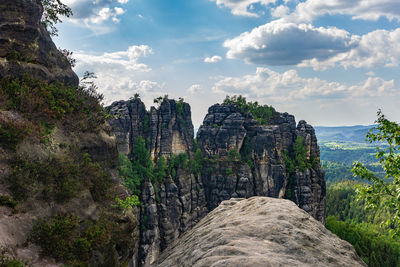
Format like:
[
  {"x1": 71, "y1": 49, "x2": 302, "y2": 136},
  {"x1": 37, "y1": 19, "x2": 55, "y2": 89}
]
[
  {"x1": 41, "y1": 0, "x2": 72, "y2": 36},
  {"x1": 223, "y1": 95, "x2": 275, "y2": 125},
  {"x1": 352, "y1": 110, "x2": 400, "y2": 236}
]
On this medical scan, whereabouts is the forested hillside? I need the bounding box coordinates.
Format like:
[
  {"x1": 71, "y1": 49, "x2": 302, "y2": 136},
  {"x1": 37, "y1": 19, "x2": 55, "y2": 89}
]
[{"x1": 316, "y1": 126, "x2": 400, "y2": 267}]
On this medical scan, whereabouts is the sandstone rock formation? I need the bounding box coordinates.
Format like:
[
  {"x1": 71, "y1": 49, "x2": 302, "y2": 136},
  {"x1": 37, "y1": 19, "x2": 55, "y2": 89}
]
[
  {"x1": 0, "y1": 0, "x2": 78, "y2": 85},
  {"x1": 107, "y1": 99, "x2": 326, "y2": 266},
  {"x1": 108, "y1": 98, "x2": 208, "y2": 266},
  {"x1": 154, "y1": 197, "x2": 366, "y2": 267},
  {"x1": 0, "y1": 1, "x2": 138, "y2": 265},
  {"x1": 107, "y1": 98, "x2": 195, "y2": 160},
  {"x1": 197, "y1": 104, "x2": 326, "y2": 222}
]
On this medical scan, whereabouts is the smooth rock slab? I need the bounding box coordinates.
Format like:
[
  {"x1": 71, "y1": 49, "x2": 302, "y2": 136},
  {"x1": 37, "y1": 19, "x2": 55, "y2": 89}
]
[{"x1": 154, "y1": 197, "x2": 366, "y2": 267}]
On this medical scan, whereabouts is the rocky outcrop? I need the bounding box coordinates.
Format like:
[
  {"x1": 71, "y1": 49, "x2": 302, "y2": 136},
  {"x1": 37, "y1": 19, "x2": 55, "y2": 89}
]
[
  {"x1": 0, "y1": 0, "x2": 78, "y2": 85},
  {"x1": 197, "y1": 104, "x2": 326, "y2": 222},
  {"x1": 0, "y1": 1, "x2": 137, "y2": 265},
  {"x1": 108, "y1": 98, "x2": 206, "y2": 266},
  {"x1": 154, "y1": 197, "x2": 365, "y2": 267},
  {"x1": 108, "y1": 100, "x2": 326, "y2": 265},
  {"x1": 107, "y1": 99, "x2": 194, "y2": 160}
]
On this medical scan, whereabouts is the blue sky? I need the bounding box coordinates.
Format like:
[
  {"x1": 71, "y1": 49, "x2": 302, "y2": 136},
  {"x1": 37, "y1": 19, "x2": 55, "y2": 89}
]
[{"x1": 55, "y1": 0, "x2": 400, "y2": 127}]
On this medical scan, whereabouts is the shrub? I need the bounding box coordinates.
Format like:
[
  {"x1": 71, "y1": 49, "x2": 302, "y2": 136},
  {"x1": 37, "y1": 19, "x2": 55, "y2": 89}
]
[
  {"x1": 8, "y1": 154, "x2": 112, "y2": 202},
  {"x1": 115, "y1": 196, "x2": 140, "y2": 214},
  {"x1": 228, "y1": 148, "x2": 241, "y2": 161},
  {"x1": 30, "y1": 214, "x2": 112, "y2": 265},
  {"x1": 225, "y1": 168, "x2": 233, "y2": 175},
  {"x1": 326, "y1": 216, "x2": 400, "y2": 267},
  {"x1": 0, "y1": 120, "x2": 30, "y2": 150},
  {"x1": 0, "y1": 252, "x2": 25, "y2": 267},
  {"x1": 223, "y1": 95, "x2": 275, "y2": 125},
  {"x1": 0, "y1": 75, "x2": 107, "y2": 133},
  {"x1": 0, "y1": 195, "x2": 18, "y2": 209}
]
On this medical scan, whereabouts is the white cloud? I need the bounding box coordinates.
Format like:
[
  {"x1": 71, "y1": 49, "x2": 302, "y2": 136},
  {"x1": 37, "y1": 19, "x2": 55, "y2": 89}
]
[
  {"x1": 271, "y1": 5, "x2": 290, "y2": 18},
  {"x1": 72, "y1": 45, "x2": 167, "y2": 105},
  {"x1": 212, "y1": 67, "x2": 397, "y2": 102},
  {"x1": 74, "y1": 45, "x2": 153, "y2": 72},
  {"x1": 289, "y1": 0, "x2": 400, "y2": 23},
  {"x1": 63, "y1": 0, "x2": 128, "y2": 31},
  {"x1": 204, "y1": 55, "x2": 222, "y2": 63},
  {"x1": 210, "y1": 0, "x2": 276, "y2": 17},
  {"x1": 187, "y1": 84, "x2": 201, "y2": 94},
  {"x1": 224, "y1": 21, "x2": 358, "y2": 66},
  {"x1": 224, "y1": 19, "x2": 400, "y2": 69},
  {"x1": 298, "y1": 28, "x2": 400, "y2": 70}
]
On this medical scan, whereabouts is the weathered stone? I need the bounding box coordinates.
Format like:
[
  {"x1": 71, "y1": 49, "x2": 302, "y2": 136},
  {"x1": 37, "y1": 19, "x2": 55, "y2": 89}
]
[
  {"x1": 154, "y1": 197, "x2": 366, "y2": 267},
  {"x1": 0, "y1": 0, "x2": 78, "y2": 85},
  {"x1": 197, "y1": 104, "x2": 326, "y2": 223},
  {"x1": 108, "y1": 100, "x2": 327, "y2": 265}
]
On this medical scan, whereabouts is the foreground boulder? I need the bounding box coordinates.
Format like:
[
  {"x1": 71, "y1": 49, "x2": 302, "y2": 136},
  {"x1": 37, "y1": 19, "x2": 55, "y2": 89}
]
[{"x1": 154, "y1": 197, "x2": 366, "y2": 267}]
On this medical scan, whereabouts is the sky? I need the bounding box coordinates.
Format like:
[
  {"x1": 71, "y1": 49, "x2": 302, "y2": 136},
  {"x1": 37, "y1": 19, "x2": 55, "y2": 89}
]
[{"x1": 54, "y1": 0, "x2": 400, "y2": 127}]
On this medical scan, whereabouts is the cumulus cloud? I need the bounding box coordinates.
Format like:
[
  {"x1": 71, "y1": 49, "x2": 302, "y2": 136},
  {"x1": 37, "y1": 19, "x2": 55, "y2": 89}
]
[
  {"x1": 62, "y1": 0, "x2": 128, "y2": 31},
  {"x1": 289, "y1": 0, "x2": 400, "y2": 23},
  {"x1": 224, "y1": 20, "x2": 400, "y2": 69},
  {"x1": 74, "y1": 45, "x2": 153, "y2": 72},
  {"x1": 210, "y1": 0, "x2": 276, "y2": 17},
  {"x1": 213, "y1": 67, "x2": 396, "y2": 102},
  {"x1": 187, "y1": 84, "x2": 201, "y2": 94},
  {"x1": 204, "y1": 55, "x2": 222, "y2": 63},
  {"x1": 224, "y1": 21, "x2": 358, "y2": 66},
  {"x1": 271, "y1": 5, "x2": 290, "y2": 18},
  {"x1": 298, "y1": 28, "x2": 400, "y2": 70},
  {"x1": 72, "y1": 45, "x2": 167, "y2": 105}
]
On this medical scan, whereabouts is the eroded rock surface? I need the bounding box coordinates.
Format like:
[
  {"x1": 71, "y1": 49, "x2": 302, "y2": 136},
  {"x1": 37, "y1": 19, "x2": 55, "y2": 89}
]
[
  {"x1": 0, "y1": 0, "x2": 78, "y2": 85},
  {"x1": 108, "y1": 100, "x2": 326, "y2": 266},
  {"x1": 155, "y1": 197, "x2": 366, "y2": 267},
  {"x1": 197, "y1": 104, "x2": 326, "y2": 222}
]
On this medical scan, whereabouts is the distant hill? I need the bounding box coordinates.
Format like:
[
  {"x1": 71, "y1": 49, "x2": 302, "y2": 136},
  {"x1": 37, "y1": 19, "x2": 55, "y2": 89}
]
[{"x1": 314, "y1": 125, "x2": 375, "y2": 143}]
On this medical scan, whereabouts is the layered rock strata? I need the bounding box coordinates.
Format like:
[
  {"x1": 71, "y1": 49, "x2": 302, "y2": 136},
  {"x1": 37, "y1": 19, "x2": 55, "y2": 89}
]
[
  {"x1": 108, "y1": 100, "x2": 326, "y2": 266},
  {"x1": 197, "y1": 104, "x2": 326, "y2": 222},
  {"x1": 0, "y1": 0, "x2": 78, "y2": 85},
  {"x1": 154, "y1": 197, "x2": 365, "y2": 267}
]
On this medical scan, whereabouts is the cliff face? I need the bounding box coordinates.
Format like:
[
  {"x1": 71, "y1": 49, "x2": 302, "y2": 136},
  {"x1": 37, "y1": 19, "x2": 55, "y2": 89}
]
[
  {"x1": 0, "y1": 1, "x2": 138, "y2": 265},
  {"x1": 0, "y1": 0, "x2": 78, "y2": 85},
  {"x1": 108, "y1": 99, "x2": 206, "y2": 266},
  {"x1": 197, "y1": 104, "x2": 326, "y2": 222},
  {"x1": 107, "y1": 99, "x2": 326, "y2": 265},
  {"x1": 107, "y1": 99, "x2": 194, "y2": 160},
  {"x1": 154, "y1": 197, "x2": 365, "y2": 267}
]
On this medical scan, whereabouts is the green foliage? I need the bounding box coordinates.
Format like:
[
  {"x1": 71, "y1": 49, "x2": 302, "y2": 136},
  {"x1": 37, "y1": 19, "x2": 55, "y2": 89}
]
[
  {"x1": 176, "y1": 97, "x2": 185, "y2": 116},
  {"x1": 168, "y1": 153, "x2": 189, "y2": 178},
  {"x1": 352, "y1": 111, "x2": 400, "y2": 236},
  {"x1": 0, "y1": 252, "x2": 25, "y2": 267},
  {"x1": 0, "y1": 120, "x2": 30, "y2": 150},
  {"x1": 240, "y1": 136, "x2": 254, "y2": 168},
  {"x1": 115, "y1": 196, "x2": 140, "y2": 214},
  {"x1": 153, "y1": 156, "x2": 167, "y2": 183},
  {"x1": 118, "y1": 136, "x2": 153, "y2": 195},
  {"x1": 30, "y1": 214, "x2": 111, "y2": 265},
  {"x1": 0, "y1": 76, "x2": 107, "y2": 133},
  {"x1": 0, "y1": 195, "x2": 18, "y2": 209},
  {"x1": 326, "y1": 216, "x2": 400, "y2": 267},
  {"x1": 140, "y1": 113, "x2": 150, "y2": 134},
  {"x1": 8, "y1": 154, "x2": 111, "y2": 202},
  {"x1": 223, "y1": 95, "x2": 275, "y2": 125},
  {"x1": 189, "y1": 149, "x2": 203, "y2": 175},
  {"x1": 326, "y1": 181, "x2": 390, "y2": 225},
  {"x1": 41, "y1": 0, "x2": 73, "y2": 36},
  {"x1": 294, "y1": 136, "x2": 310, "y2": 171},
  {"x1": 283, "y1": 150, "x2": 295, "y2": 174},
  {"x1": 227, "y1": 148, "x2": 241, "y2": 161},
  {"x1": 225, "y1": 168, "x2": 233, "y2": 175}
]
